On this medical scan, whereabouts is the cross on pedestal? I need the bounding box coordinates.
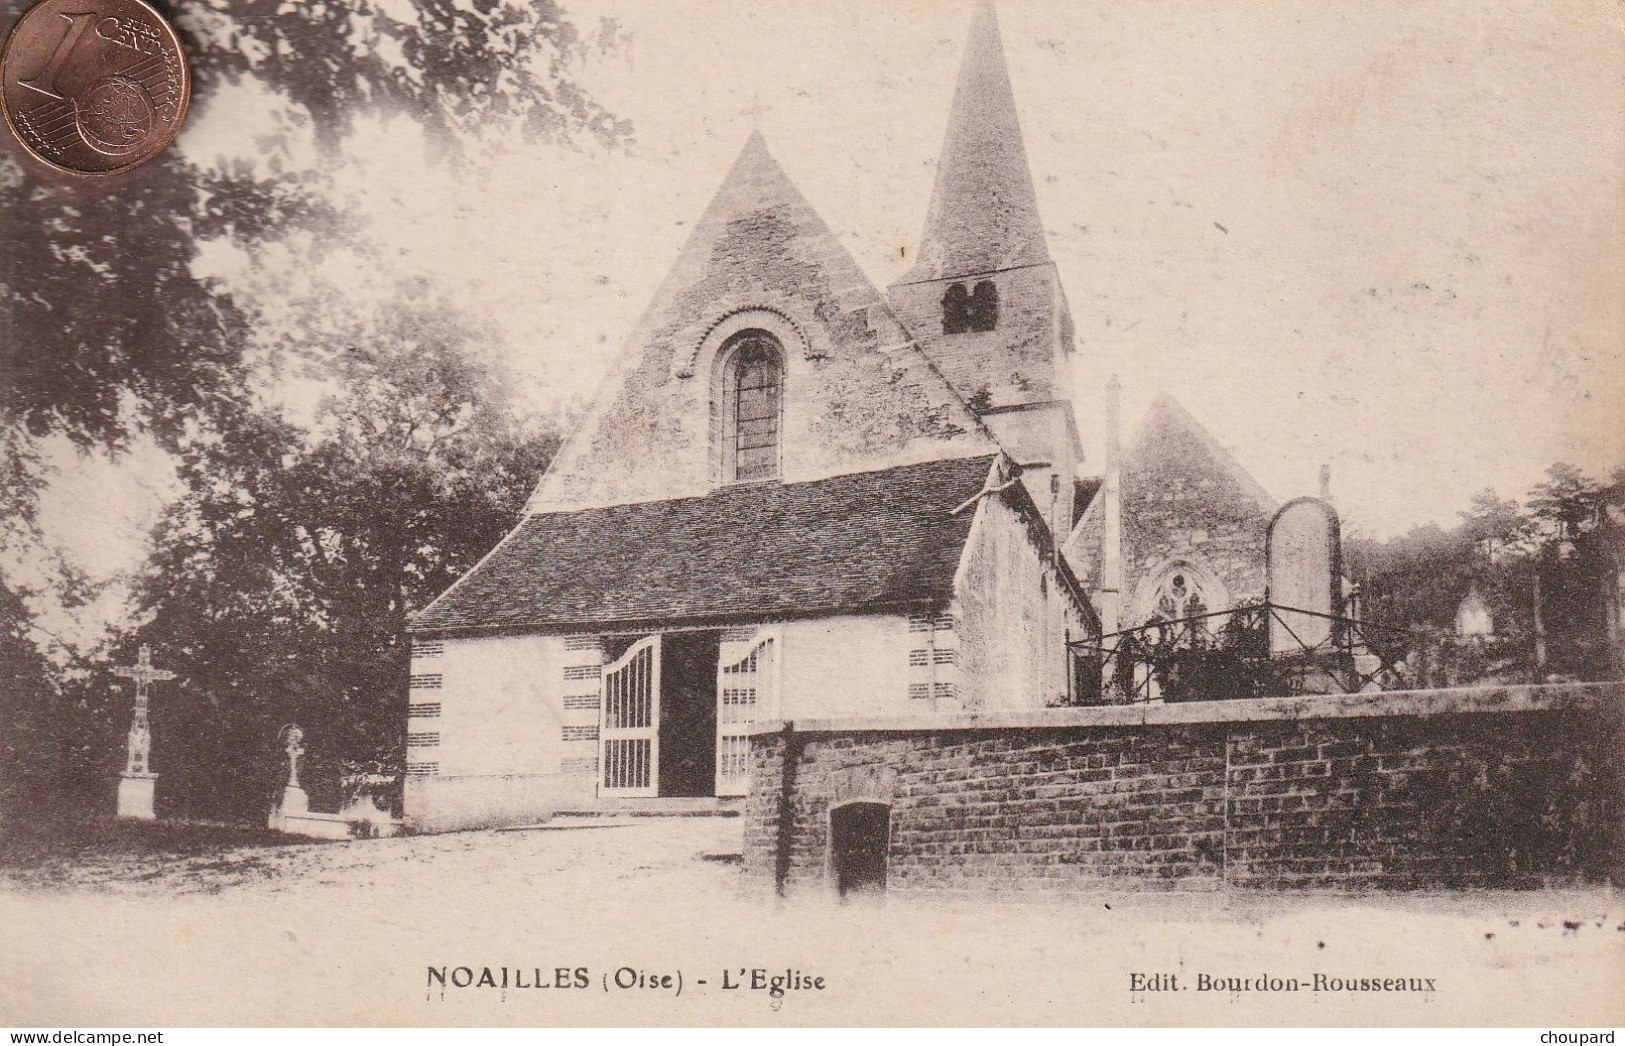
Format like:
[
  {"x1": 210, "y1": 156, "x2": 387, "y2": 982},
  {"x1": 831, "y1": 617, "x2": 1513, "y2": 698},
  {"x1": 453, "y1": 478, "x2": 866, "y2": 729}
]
[
  {"x1": 282, "y1": 724, "x2": 305, "y2": 790},
  {"x1": 112, "y1": 644, "x2": 175, "y2": 777}
]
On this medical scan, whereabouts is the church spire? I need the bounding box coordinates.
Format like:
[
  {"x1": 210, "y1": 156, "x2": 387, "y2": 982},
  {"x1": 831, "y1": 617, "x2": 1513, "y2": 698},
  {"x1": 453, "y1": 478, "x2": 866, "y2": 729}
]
[{"x1": 902, "y1": 0, "x2": 1049, "y2": 284}]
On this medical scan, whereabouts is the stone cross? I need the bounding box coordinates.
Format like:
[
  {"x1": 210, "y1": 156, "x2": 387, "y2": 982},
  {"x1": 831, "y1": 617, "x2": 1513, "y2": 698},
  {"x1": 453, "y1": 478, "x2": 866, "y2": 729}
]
[
  {"x1": 282, "y1": 724, "x2": 306, "y2": 789},
  {"x1": 112, "y1": 644, "x2": 175, "y2": 775}
]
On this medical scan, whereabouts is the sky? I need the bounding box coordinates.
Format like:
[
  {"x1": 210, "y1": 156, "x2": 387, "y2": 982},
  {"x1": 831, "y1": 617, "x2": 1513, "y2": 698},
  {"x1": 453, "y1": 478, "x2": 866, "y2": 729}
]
[{"x1": 33, "y1": 0, "x2": 1625, "y2": 629}]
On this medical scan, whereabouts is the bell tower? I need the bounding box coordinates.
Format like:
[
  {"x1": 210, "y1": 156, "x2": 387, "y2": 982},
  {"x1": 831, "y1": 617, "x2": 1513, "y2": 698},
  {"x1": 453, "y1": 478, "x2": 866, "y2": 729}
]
[{"x1": 888, "y1": 0, "x2": 1080, "y2": 538}]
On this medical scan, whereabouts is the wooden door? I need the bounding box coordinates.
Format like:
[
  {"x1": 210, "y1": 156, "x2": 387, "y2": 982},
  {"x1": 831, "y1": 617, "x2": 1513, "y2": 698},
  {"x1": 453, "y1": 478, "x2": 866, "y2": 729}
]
[{"x1": 600, "y1": 635, "x2": 660, "y2": 796}]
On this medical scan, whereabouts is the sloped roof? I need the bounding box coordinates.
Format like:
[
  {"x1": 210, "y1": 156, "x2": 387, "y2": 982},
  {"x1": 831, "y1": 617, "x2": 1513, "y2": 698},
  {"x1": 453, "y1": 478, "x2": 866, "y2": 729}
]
[
  {"x1": 413, "y1": 456, "x2": 999, "y2": 635},
  {"x1": 1136, "y1": 393, "x2": 1274, "y2": 510},
  {"x1": 1073, "y1": 476, "x2": 1103, "y2": 528},
  {"x1": 899, "y1": 0, "x2": 1050, "y2": 283}
]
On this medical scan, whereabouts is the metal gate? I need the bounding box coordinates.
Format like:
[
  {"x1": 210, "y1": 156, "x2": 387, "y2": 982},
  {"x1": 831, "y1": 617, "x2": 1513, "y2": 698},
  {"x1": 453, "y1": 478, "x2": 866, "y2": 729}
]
[
  {"x1": 600, "y1": 635, "x2": 660, "y2": 796},
  {"x1": 715, "y1": 634, "x2": 775, "y2": 796}
]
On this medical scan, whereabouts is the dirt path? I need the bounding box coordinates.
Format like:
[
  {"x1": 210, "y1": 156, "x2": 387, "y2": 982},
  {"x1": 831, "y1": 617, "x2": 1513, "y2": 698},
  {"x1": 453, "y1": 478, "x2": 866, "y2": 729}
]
[{"x1": 2, "y1": 817, "x2": 1621, "y2": 1026}]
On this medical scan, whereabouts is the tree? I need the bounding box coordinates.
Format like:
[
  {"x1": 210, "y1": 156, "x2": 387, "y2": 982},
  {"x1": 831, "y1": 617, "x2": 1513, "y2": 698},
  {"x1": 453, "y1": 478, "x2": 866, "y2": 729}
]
[
  {"x1": 1, "y1": 0, "x2": 625, "y2": 812},
  {"x1": 1522, "y1": 463, "x2": 1621, "y2": 679},
  {"x1": 1526, "y1": 463, "x2": 1606, "y2": 545},
  {"x1": 1459, "y1": 488, "x2": 1529, "y2": 563},
  {"x1": 125, "y1": 291, "x2": 558, "y2": 821},
  {"x1": 0, "y1": 582, "x2": 58, "y2": 808},
  {"x1": 0, "y1": 0, "x2": 629, "y2": 514}
]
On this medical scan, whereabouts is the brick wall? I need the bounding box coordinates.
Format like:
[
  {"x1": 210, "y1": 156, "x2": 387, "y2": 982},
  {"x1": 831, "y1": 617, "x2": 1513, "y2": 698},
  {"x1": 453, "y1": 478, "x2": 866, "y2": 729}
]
[{"x1": 744, "y1": 683, "x2": 1623, "y2": 894}]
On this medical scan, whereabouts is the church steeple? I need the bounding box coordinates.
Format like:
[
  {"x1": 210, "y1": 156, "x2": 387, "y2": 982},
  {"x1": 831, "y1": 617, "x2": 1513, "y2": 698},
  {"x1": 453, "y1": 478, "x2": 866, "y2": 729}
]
[
  {"x1": 887, "y1": 0, "x2": 1080, "y2": 544},
  {"x1": 903, "y1": 0, "x2": 1050, "y2": 283}
]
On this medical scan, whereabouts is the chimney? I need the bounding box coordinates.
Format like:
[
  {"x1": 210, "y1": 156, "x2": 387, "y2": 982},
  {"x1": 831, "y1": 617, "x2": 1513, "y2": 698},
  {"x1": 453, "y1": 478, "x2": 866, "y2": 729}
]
[
  {"x1": 1318, "y1": 463, "x2": 1332, "y2": 503},
  {"x1": 1101, "y1": 375, "x2": 1124, "y2": 633}
]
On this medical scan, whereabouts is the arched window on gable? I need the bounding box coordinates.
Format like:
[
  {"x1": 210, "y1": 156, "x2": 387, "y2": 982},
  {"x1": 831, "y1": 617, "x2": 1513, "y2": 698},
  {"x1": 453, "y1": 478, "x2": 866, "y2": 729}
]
[
  {"x1": 1149, "y1": 569, "x2": 1208, "y2": 624},
  {"x1": 941, "y1": 282, "x2": 970, "y2": 334},
  {"x1": 968, "y1": 280, "x2": 998, "y2": 331},
  {"x1": 722, "y1": 330, "x2": 784, "y2": 483}
]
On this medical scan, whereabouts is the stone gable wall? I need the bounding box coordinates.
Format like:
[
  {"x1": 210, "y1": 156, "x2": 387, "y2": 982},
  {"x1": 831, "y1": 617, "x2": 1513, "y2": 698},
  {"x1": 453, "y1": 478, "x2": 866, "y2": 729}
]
[
  {"x1": 1067, "y1": 403, "x2": 1271, "y2": 622},
  {"x1": 529, "y1": 146, "x2": 991, "y2": 514},
  {"x1": 955, "y1": 488, "x2": 1092, "y2": 712},
  {"x1": 743, "y1": 684, "x2": 1624, "y2": 894}
]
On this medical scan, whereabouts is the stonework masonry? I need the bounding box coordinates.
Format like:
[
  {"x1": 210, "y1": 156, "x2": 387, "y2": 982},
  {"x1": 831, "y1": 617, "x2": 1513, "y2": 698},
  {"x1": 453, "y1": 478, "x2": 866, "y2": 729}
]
[
  {"x1": 954, "y1": 482, "x2": 1091, "y2": 711},
  {"x1": 888, "y1": 264, "x2": 1073, "y2": 416},
  {"x1": 527, "y1": 133, "x2": 992, "y2": 515},
  {"x1": 1067, "y1": 393, "x2": 1274, "y2": 625},
  {"x1": 742, "y1": 683, "x2": 1624, "y2": 893}
]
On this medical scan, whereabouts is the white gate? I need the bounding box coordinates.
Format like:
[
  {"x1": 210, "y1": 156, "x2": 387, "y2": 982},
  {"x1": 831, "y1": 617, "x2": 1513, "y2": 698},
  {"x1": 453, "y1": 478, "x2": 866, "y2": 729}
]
[
  {"x1": 600, "y1": 635, "x2": 660, "y2": 796},
  {"x1": 716, "y1": 634, "x2": 776, "y2": 797}
]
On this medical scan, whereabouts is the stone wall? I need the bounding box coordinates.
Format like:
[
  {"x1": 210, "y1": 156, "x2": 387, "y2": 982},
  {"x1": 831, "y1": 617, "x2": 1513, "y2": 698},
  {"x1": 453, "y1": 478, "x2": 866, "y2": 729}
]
[
  {"x1": 743, "y1": 683, "x2": 1624, "y2": 893},
  {"x1": 406, "y1": 614, "x2": 967, "y2": 833},
  {"x1": 777, "y1": 614, "x2": 926, "y2": 720},
  {"x1": 954, "y1": 485, "x2": 1092, "y2": 712},
  {"x1": 528, "y1": 135, "x2": 991, "y2": 515},
  {"x1": 888, "y1": 263, "x2": 1070, "y2": 413},
  {"x1": 1065, "y1": 394, "x2": 1274, "y2": 625}
]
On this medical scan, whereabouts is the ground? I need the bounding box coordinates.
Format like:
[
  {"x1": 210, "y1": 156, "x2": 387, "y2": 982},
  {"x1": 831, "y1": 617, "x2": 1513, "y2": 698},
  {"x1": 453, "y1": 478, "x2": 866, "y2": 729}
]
[{"x1": 1, "y1": 813, "x2": 1622, "y2": 1027}]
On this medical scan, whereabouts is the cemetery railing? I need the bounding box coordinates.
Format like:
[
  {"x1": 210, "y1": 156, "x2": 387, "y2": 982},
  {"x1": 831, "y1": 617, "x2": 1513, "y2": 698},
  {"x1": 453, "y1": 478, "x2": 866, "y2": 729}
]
[{"x1": 1063, "y1": 602, "x2": 1416, "y2": 706}]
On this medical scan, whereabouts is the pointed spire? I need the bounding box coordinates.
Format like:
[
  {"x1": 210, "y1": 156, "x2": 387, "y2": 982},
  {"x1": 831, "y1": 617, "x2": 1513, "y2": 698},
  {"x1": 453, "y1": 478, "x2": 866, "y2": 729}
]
[
  {"x1": 722, "y1": 128, "x2": 781, "y2": 191},
  {"x1": 902, "y1": 0, "x2": 1049, "y2": 283}
]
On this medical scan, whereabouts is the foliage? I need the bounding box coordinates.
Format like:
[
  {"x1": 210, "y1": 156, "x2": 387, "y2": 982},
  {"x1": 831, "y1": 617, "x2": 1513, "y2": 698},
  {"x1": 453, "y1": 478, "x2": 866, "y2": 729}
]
[
  {"x1": 182, "y1": 0, "x2": 632, "y2": 156},
  {"x1": 0, "y1": 0, "x2": 628, "y2": 506},
  {"x1": 1, "y1": 0, "x2": 620, "y2": 817},
  {"x1": 1526, "y1": 463, "x2": 1609, "y2": 544},
  {"x1": 1348, "y1": 462, "x2": 1623, "y2": 683},
  {"x1": 118, "y1": 293, "x2": 558, "y2": 822},
  {"x1": 0, "y1": 583, "x2": 59, "y2": 806},
  {"x1": 1458, "y1": 488, "x2": 1530, "y2": 562}
]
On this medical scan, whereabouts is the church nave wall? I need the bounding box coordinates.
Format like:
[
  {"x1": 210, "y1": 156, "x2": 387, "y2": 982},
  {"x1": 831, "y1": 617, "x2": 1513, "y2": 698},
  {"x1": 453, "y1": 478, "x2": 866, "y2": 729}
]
[{"x1": 404, "y1": 632, "x2": 594, "y2": 832}]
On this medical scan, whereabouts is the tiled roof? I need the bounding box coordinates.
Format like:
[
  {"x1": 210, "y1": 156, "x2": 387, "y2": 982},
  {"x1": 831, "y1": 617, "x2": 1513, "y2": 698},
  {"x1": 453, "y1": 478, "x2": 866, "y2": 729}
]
[{"x1": 411, "y1": 456, "x2": 998, "y2": 634}]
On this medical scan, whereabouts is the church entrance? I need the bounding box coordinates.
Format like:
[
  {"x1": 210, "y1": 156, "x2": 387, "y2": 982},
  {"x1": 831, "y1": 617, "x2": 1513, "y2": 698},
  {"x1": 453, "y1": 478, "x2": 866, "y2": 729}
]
[
  {"x1": 599, "y1": 629, "x2": 775, "y2": 799},
  {"x1": 657, "y1": 631, "x2": 720, "y2": 797}
]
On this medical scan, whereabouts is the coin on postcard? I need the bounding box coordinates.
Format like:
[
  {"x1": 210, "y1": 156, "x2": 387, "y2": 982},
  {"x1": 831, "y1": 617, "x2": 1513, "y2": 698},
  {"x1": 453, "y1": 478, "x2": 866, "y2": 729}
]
[{"x1": 1, "y1": 0, "x2": 189, "y2": 175}]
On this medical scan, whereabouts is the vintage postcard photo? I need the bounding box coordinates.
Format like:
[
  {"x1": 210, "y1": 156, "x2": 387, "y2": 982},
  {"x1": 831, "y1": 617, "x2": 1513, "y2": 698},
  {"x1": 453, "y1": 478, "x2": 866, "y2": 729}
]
[{"x1": 1, "y1": 0, "x2": 1621, "y2": 1029}]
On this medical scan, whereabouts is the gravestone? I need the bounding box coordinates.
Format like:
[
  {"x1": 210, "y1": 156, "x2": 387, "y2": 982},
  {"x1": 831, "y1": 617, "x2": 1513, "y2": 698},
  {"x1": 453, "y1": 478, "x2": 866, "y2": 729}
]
[
  {"x1": 111, "y1": 645, "x2": 175, "y2": 820},
  {"x1": 1266, "y1": 498, "x2": 1341, "y2": 657}
]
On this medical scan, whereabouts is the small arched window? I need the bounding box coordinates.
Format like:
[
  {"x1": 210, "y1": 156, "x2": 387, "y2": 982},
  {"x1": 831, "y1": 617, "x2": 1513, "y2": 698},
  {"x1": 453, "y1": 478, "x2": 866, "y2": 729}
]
[
  {"x1": 942, "y1": 283, "x2": 970, "y2": 334},
  {"x1": 968, "y1": 280, "x2": 998, "y2": 331},
  {"x1": 941, "y1": 280, "x2": 997, "y2": 334},
  {"x1": 722, "y1": 330, "x2": 784, "y2": 483}
]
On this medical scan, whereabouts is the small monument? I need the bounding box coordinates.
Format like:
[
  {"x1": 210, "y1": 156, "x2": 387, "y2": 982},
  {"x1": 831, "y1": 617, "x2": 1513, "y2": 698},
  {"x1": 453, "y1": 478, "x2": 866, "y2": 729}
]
[
  {"x1": 266, "y1": 726, "x2": 403, "y2": 839},
  {"x1": 1266, "y1": 497, "x2": 1342, "y2": 658},
  {"x1": 269, "y1": 724, "x2": 310, "y2": 830},
  {"x1": 111, "y1": 644, "x2": 176, "y2": 820}
]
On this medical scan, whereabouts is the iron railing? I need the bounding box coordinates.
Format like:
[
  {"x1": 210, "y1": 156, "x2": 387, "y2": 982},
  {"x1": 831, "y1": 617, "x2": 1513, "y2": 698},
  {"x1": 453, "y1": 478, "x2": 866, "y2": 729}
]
[{"x1": 1065, "y1": 602, "x2": 1414, "y2": 706}]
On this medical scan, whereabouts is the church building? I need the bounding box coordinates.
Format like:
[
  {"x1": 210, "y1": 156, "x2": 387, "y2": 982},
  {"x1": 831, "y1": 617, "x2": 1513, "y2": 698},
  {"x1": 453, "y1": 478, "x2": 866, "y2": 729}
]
[
  {"x1": 1063, "y1": 384, "x2": 1276, "y2": 635},
  {"x1": 404, "y1": 2, "x2": 1096, "y2": 831}
]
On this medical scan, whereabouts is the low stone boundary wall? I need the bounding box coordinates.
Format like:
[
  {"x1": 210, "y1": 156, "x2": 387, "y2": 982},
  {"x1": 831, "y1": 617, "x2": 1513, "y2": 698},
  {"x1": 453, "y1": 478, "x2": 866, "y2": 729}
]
[{"x1": 743, "y1": 683, "x2": 1624, "y2": 893}]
